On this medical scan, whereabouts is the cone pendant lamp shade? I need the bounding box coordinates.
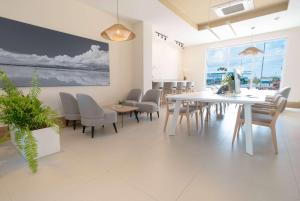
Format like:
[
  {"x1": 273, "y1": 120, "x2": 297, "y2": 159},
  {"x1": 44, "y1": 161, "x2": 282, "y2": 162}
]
[
  {"x1": 101, "y1": 24, "x2": 135, "y2": 41},
  {"x1": 239, "y1": 47, "x2": 264, "y2": 56}
]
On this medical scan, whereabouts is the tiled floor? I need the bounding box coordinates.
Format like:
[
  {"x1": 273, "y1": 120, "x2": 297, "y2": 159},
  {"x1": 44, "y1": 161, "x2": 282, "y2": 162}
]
[{"x1": 0, "y1": 106, "x2": 300, "y2": 201}]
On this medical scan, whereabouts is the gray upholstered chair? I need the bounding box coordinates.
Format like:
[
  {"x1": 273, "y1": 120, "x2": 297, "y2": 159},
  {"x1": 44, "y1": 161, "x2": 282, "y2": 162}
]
[
  {"x1": 76, "y1": 94, "x2": 118, "y2": 138},
  {"x1": 59, "y1": 92, "x2": 81, "y2": 130},
  {"x1": 136, "y1": 89, "x2": 160, "y2": 121},
  {"x1": 176, "y1": 81, "x2": 186, "y2": 94},
  {"x1": 152, "y1": 82, "x2": 162, "y2": 90},
  {"x1": 124, "y1": 89, "x2": 142, "y2": 106},
  {"x1": 186, "y1": 81, "x2": 193, "y2": 92}
]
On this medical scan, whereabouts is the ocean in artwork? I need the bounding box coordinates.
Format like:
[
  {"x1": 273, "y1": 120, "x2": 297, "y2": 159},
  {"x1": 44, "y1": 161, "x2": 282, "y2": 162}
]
[{"x1": 0, "y1": 17, "x2": 110, "y2": 87}]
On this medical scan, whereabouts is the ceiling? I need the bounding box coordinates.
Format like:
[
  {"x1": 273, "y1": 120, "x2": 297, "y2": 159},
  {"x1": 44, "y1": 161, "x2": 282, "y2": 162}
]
[
  {"x1": 159, "y1": 0, "x2": 288, "y2": 26},
  {"x1": 77, "y1": 0, "x2": 300, "y2": 46}
]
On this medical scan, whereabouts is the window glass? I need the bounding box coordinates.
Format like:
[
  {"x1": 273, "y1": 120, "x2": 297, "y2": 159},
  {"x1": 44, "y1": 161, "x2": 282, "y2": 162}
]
[{"x1": 206, "y1": 38, "x2": 286, "y2": 90}]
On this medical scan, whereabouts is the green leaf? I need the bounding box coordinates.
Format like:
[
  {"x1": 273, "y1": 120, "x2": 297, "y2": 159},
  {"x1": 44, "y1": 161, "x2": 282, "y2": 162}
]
[{"x1": 0, "y1": 70, "x2": 61, "y2": 173}]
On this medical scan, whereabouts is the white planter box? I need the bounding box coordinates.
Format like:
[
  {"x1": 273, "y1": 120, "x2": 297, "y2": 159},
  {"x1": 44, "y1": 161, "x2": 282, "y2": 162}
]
[{"x1": 10, "y1": 127, "x2": 60, "y2": 159}]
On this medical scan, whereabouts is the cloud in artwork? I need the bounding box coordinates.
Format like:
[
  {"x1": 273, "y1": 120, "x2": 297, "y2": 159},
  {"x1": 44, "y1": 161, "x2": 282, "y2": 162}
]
[{"x1": 0, "y1": 45, "x2": 109, "y2": 70}]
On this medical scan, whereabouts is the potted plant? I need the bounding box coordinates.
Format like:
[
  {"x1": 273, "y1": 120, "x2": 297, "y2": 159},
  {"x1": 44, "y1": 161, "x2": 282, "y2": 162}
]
[
  {"x1": 222, "y1": 72, "x2": 235, "y2": 93},
  {"x1": 0, "y1": 71, "x2": 61, "y2": 173}
]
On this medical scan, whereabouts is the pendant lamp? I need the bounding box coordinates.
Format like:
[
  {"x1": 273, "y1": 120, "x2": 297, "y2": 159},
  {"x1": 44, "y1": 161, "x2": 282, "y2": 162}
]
[
  {"x1": 101, "y1": 0, "x2": 135, "y2": 41},
  {"x1": 239, "y1": 27, "x2": 263, "y2": 56}
]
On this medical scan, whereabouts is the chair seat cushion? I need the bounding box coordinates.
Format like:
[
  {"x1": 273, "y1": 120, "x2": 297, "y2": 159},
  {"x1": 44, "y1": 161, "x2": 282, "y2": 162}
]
[
  {"x1": 103, "y1": 109, "x2": 117, "y2": 123},
  {"x1": 124, "y1": 100, "x2": 138, "y2": 106},
  {"x1": 169, "y1": 107, "x2": 196, "y2": 113},
  {"x1": 65, "y1": 113, "x2": 81, "y2": 120},
  {"x1": 241, "y1": 112, "x2": 273, "y2": 123},
  {"x1": 136, "y1": 102, "x2": 159, "y2": 113}
]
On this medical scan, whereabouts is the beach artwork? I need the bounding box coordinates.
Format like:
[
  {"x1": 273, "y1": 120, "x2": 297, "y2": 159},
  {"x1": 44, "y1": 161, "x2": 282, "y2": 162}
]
[{"x1": 0, "y1": 17, "x2": 109, "y2": 87}]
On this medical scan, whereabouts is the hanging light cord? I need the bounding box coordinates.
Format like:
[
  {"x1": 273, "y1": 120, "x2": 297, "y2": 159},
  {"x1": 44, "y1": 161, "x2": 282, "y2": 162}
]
[{"x1": 117, "y1": 0, "x2": 119, "y2": 24}]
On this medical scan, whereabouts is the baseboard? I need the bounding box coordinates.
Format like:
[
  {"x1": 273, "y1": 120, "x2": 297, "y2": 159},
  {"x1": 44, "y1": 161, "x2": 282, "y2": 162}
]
[{"x1": 287, "y1": 102, "x2": 300, "y2": 108}]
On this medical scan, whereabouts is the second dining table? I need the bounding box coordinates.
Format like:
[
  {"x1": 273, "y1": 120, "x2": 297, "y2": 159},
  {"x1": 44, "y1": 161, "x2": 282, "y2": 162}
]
[{"x1": 166, "y1": 89, "x2": 274, "y2": 156}]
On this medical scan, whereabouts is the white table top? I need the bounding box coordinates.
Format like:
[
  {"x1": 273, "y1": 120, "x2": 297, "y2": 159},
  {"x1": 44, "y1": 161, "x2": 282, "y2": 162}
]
[{"x1": 166, "y1": 89, "x2": 275, "y2": 105}]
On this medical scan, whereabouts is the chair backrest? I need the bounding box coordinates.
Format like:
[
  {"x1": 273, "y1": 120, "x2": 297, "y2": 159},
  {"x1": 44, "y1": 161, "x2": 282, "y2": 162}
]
[
  {"x1": 176, "y1": 81, "x2": 186, "y2": 89},
  {"x1": 59, "y1": 92, "x2": 80, "y2": 115},
  {"x1": 272, "y1": 93, "x2": 282, "y2": 104},
  {"x1": 186, "y1": 81, "x2": 192, "y2": 89},
  {"x1": 152, "y1": 82, "x2": 161, "y2": 90},
  {"x1": 276, "y1": 96, "x2": 287, "y2": 113},
  {"x1": 76, "y1": 94, "x2": 104, "y2": 119},
  {"x1": 277, "y1": 87, "x2": 291, "y2": 99},
  {"x1": 126, "y1": 89, "x2": 142, "y2": 102},
  {"x1": 163, "y1": 82, "x2": 174, "y2": 90},
  {"x1": 142, "y1": 89, "x2": 161, "y2": 105},
  {"x1": 163, "y1": 82, "x2": 176, "y2": 94}
]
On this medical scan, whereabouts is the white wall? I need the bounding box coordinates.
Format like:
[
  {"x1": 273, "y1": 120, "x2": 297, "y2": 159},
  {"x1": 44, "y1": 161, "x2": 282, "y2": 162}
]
[
  {"x1": 132, "y1": 22, "x2": 153, "y2": 93},
  {"x1": 183, "y1": 27, "x2": 300, "y2": 101},
  {"x1": 0, "y1": 0, "x2": 137, "y2": 114},
  {"x1": 152, "y1": 33, "x2": 183, "y2": 81}
]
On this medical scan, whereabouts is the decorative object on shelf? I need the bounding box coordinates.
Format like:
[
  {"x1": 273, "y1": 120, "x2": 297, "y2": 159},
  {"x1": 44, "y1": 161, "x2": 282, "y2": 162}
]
[
  {"x1": 0, "y1": 16, "x2": 110, "y2": 87},
  {"x1": 183, "y1": 68, "x2": 189, "y2": 80},
  {"x1": 0, "y1": 71, "x2": 61, "y2": 173},
  {"x1": 101, "y1": 0, "x2": 135, "y2": 41}
]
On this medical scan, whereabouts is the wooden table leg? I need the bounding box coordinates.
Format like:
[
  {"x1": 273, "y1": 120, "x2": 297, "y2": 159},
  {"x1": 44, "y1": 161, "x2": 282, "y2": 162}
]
[{"x1": 121, "y1": 113, "x2": 124, "y2": 128}]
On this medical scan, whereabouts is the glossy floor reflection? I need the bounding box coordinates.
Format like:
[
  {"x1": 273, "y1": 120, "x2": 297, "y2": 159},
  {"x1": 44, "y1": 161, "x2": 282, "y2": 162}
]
[{"x1": 0, "y1": 106, "x2": 300, "y2": 201}]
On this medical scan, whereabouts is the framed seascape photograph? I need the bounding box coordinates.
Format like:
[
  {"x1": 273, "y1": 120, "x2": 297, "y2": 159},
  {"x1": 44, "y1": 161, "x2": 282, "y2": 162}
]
[{"x1": 0, "y1": 17, "x2": 110, "y2": 87}]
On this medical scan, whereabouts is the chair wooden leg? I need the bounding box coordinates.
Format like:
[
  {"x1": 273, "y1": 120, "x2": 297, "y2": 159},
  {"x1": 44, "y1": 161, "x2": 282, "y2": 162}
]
[
  {"x1": 195, "y1": 111, "x2": 199, "y2": 130},
  {"x1": 200, "y1": 109, "x2": 203, "y2": 127},
  {"x1": 113, "y1": 123, "x2": 118, "y2": 133},
  {"x1": 232, "y1": 107, "x2": 242, "y2": 144},
  {"x1": 186, "y1": 115, "x2": 191, "y2": 135},
  {"x1": 180, "y1": 115, "x2": 183, "y2": 124},
  {"x1": 237, "y1": 122, "x2": 241, "y2": 137},
  {"x1": 205, "y1": 106, "x2": 210, "y2": 121},
  {"x1": 82, "y1": 126, "x2": 85, "y2": 133},
  {"x1": 157, "y1": 111, "x2": 159, "y2": 118},
  {"x1": 91, "y1": 126, "x2": 95, "y2": 138},
  {"x1": 164, "y1": 112, "x2": 169, "y2": 132},
  {"x1": 66, "y1": 120, "x2": 69, "y2": 126},
  {"x1": 232, "y1": 121, "x2": 240, "y2": 145},
  {"x1": 150, "y1": 113, "x2": 153, "y2": 121},
  {"x1": 73, "y1": 120, "x2": 76, "y2": 130},
  {"x1": 271, "y1": 124, "x2": 278, "y2": 154}
]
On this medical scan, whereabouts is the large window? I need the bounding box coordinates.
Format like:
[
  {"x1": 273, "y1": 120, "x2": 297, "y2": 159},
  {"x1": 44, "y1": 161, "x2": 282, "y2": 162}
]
[{"x1": 206, "y1": 38, "x2": 287, "y2": 90}]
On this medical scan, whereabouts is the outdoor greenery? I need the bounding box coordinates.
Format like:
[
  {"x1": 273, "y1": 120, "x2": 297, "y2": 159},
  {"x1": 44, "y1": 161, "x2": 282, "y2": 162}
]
[{"x1": 0, "y1": 70, "x2": 60, "y2": 173}]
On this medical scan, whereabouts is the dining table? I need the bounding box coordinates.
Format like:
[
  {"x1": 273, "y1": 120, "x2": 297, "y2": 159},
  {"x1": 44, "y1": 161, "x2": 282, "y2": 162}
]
[{"x1": 166, "y1": 89, "x2": 275, "y2": 155}]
